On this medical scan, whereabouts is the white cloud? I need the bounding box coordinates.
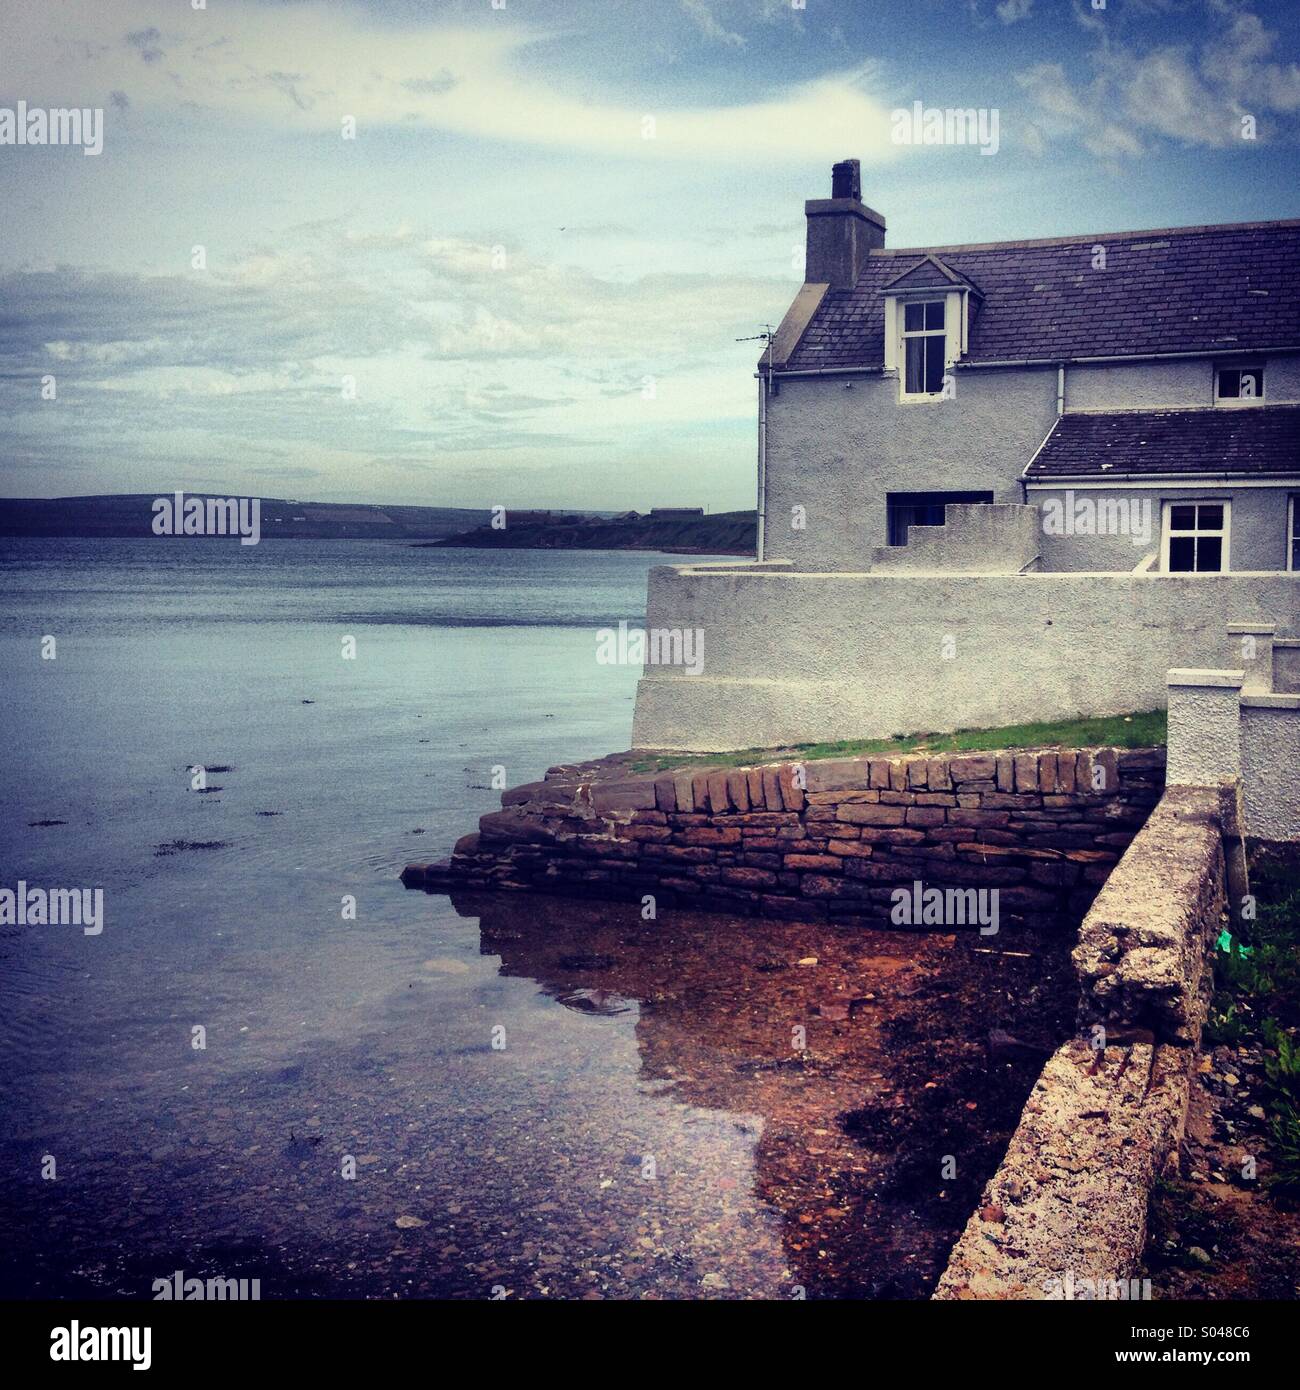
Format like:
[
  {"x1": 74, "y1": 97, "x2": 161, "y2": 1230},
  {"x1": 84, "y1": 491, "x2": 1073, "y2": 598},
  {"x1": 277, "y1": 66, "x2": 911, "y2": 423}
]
[
  {"x1": 996, "y1": 0, "x2": 1035, "y2": 24},
  {"x1": 0, "y1": 221, "x2": 790, "y2": 505},
  {"x1": 679, "y1": 1, "x2": 747, "y2": 48},
  {"x1": 1016, "y1": 4, "x2": 1300, "y2": 155},
  {"x1": 1, "y1": 0, "x2": 897, "y2": 164}
]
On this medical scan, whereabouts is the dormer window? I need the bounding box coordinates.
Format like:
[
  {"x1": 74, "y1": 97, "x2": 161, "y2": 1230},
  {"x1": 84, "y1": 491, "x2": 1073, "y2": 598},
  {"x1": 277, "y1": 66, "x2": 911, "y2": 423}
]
[
  {"x1": 881, "y1": 255, "x2": 981, "y2": 404},
  {"x1": 902, "y1": 300, "x2": 947, "y2": 396},
  {"x1": 1216, "y1": 364, "x2": 1264, "y2": 404}
]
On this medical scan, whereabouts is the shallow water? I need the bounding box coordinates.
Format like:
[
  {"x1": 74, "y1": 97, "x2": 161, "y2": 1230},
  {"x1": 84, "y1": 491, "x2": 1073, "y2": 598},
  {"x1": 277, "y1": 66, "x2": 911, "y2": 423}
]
[{"x1": 0, "y1": 537, "x2": 1072, "y2": 1299}]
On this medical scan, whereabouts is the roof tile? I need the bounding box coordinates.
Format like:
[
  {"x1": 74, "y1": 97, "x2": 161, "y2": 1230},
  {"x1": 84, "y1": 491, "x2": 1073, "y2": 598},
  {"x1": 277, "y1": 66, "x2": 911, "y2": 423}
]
[
  {"x1": 1024, "y1": 405, "x2": 1300, "y2": 479},
  {"x1": 784, "y1": 221, "x2": 1300, "y2": 371}
]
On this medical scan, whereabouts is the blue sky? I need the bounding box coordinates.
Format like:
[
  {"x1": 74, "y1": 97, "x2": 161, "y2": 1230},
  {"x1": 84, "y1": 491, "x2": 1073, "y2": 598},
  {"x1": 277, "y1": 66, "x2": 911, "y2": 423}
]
[{"x1": 1, "y1": 0, "x2": 1297, "y2": 510}]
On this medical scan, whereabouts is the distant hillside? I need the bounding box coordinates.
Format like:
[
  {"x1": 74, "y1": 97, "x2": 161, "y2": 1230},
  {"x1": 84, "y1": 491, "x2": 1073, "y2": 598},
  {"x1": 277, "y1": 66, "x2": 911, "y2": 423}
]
[
  {"x1": 427, "y1": 509, "x2": 757, "y2": 555},
  {"x1": 0, "y1": 494, "x2": 494, "y2": 541}
]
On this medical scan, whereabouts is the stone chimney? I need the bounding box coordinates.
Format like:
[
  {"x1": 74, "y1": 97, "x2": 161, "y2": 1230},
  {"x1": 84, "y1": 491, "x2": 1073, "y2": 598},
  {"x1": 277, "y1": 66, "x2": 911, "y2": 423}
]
[{"x1": 804, "y1": 158, "x2": 885, "y2": 291}]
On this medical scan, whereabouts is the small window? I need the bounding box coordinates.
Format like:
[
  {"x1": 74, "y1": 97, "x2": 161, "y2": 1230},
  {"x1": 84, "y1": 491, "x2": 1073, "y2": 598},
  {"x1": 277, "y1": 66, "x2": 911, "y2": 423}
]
[
  {"x1": 901, "y1": 299, "x2": 947, "y2": 397},
  {"x1": 1290, "y1": 495, "x2": 1299, "y2": 572},
  {"x1": 1216, "y1": 364, "x2": 1264, "y2": 403},
  {"x1": 886, "y1": 490, "x2": 994, "y2": 546},
  {"x1": 1163, "y1": 500, "x2": 1229, "y2": 573}
]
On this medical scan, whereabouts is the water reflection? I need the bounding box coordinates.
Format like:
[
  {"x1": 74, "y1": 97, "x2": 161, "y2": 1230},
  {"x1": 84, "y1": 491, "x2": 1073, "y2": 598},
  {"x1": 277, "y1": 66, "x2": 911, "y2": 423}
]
[
  {"x1": 457, "y1": 890, "x2": 1076, "y2": 1299},
  {"x1": 0, "y1": 881, "x2": 1074, "y2": 1302}
]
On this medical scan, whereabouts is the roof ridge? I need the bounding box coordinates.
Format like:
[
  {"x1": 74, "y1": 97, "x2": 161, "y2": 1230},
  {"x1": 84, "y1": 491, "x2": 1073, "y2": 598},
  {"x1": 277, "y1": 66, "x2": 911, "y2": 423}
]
[{"x1": 874, "y1": 218, "x2": 1300, "y2": 257}]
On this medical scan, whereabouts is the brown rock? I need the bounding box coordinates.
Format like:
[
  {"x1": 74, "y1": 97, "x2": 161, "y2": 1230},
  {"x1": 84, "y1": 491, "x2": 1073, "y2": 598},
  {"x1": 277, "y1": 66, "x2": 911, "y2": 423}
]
[
  {"x1": 778, "y1": 763, "x2": 806, "y2": 811},
  {"x1": 838, "y1": 803, "x2": 907, "y2": 826},
  {"x1": 784, "y1": 853, "x2": 842, "y2": 871},
  {"x1": 726, "y1": 770, "x2": 751, "y2": 813},
  {"x1": 761, "y1": 766, "x2": 785, "y2": 811},
  {"x1": 947, "y1": 754, "x2": 997, "y2": 783},
  {"x1": 1013, "y1": 754, "x2": 1039, "y2": 793}
]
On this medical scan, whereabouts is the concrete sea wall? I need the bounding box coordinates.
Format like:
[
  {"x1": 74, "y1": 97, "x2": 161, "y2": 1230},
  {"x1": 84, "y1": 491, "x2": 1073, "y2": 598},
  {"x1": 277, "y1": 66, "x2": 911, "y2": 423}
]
[
  {"x1": 632, "y1": 566, "x2": 1300, "y2": 750},
  {"x1": 935, "y1": 785, "x2": 1229, "y2": 1299},
  {"x1": 403, "y1": 745, "x2": 1166, "y2": 931}
]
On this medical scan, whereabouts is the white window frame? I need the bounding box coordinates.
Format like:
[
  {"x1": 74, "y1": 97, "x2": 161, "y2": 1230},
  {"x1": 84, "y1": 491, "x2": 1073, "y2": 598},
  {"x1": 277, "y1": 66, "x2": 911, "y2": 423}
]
[
  {"x1": 1214, "y1": 363, "x2": 1265, "y2": 406},
  {"x1": 884, "y1": 288, "x2": 966, "y2": 402},
  {"x1": 1289, "y1": 494, "x2": 1299, "y2": 573},
  {"x1": 898, "y1": 298, "x2": 947, "y2": 400},
  {"x1": 1160, "y1": 498, "x2": 1231, "y2": 574}
]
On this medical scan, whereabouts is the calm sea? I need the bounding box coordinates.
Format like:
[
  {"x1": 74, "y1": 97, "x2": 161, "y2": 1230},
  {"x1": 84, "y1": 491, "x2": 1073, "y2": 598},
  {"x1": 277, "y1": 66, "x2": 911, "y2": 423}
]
[{"x1": 0, "y1": 537, "x2": 1057, "y2": 1300}]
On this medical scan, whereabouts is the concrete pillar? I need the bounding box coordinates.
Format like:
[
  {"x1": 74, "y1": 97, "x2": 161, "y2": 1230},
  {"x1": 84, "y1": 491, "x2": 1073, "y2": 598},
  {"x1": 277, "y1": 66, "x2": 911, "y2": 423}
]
[
  {"x1": 1166, "y1": 669, "x2": 1243, "y2": 787},
  {"x1": 1226, "y1": 622, "x2": 1275, "y2": 694}
]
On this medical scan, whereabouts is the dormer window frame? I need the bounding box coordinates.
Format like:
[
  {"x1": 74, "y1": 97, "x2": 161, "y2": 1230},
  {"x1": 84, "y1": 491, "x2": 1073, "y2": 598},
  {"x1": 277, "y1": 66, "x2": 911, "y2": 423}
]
[{"x1": 884, "y1": 285, "x2": 974, "y2": 403}]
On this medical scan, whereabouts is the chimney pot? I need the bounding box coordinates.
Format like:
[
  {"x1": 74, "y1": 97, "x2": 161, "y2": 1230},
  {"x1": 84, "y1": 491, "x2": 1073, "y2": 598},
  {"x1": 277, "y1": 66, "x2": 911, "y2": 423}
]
[{"x1": 831, "y1": 158, "x2": 860, "y2": 201}]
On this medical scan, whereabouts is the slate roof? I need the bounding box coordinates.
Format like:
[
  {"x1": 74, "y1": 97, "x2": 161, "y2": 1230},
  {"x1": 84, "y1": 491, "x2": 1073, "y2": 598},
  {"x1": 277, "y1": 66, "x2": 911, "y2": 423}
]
[
  {"x1": 881, "y1": 254, "x2": 979, "y2": 294},
  {"x1": 783, "y1": 220, "x2": 1300, "y2": 371},
  {"x1": 1023, "y1": 405, "x2": 1300, "y2": 480}
]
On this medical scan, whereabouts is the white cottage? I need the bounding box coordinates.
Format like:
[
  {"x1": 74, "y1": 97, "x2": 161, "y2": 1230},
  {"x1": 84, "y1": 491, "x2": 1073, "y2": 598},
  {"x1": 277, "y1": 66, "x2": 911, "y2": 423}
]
[{"x1": 632, "y1": 160, "x2": 1300, "y2": 752}]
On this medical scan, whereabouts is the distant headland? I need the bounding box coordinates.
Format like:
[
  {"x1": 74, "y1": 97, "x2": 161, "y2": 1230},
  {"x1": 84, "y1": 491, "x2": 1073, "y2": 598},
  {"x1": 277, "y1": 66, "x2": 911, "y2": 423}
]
[
  {"x1": 0, "y1": 495, "x2": 756, "y2": 554},
  {"x1": 423, "y1": 507, "x2": 757, "y2": 554}
]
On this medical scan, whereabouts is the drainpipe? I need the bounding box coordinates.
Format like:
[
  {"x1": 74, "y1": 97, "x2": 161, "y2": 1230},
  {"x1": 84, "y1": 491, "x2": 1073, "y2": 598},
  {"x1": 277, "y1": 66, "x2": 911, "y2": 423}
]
[
  {"x1": 756, "y1": 364, "x2": 768, "y2": 563},
  {"x1": 1056, "y1": 362, "x2": 1065, "y2": 417},
  {"x1": 755, "y1": 329, "x2": 774, "y2": 564},
  {"x1": 741, "y1": 328, "x2": 774, "y2": 564}
]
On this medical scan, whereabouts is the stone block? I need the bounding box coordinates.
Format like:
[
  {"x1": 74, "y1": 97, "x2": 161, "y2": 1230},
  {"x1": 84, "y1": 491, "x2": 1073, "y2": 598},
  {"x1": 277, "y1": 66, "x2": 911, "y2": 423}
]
[
  {"x1": 680, "y1": 826, "x2": 742, "y2": 846},
  {"x1": 726, "y1": 770, "x2": 751, "y2": 813},
  {"x1": 778, "y1": 764, "x2": 806, "y2": 811},
  {"x1": 784, "y1": 853, "x2": 842, "y2": 871},
  {"x1": 927, "y1": 758, "x2": 954, "y2": 790},
  {"x1": 761, "y1": 766, "x2": 785, "y2": 811},
  {"x1": 838, "y1": 803, "x2": 907, "y2": 826},
  {"x1": 590, "y1": 780, "x2": 659, "y2": 815},
  {"x1": 1055, "y1": 754, "x2": 1077, "y2": 794},
  {"x1": 1037, "y1": 754, "x2": 1057, "y2": 793},
  {"x1": 804, "y1": 757, "x2": 871, "y2": 792},
  {"x1": 948, "y1": 754, "x2": 997, "y2": 783},
  {"x1": 827, "y1": 839, "x2": 875, "y2": 858},
  {"x1": 746, "y1": 768, "x2": 765, "y2": 807}
]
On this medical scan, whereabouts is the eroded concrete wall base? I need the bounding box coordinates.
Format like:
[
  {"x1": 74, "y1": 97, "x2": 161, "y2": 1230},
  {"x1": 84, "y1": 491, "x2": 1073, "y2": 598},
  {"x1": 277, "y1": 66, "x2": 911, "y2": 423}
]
[
  {"x1": 935, "y1": 785, "x2": 1228, "y2": 1300},
  {"x1": 935, "y1": 1039, "x2": 1190, "y2": 1299}
]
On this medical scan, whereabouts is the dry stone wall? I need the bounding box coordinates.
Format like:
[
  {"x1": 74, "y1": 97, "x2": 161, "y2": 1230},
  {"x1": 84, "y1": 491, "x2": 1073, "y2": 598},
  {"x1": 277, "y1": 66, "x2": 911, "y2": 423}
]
[{"x1": 404, "y1": 745, "x2": 1167, "y2": 931}]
